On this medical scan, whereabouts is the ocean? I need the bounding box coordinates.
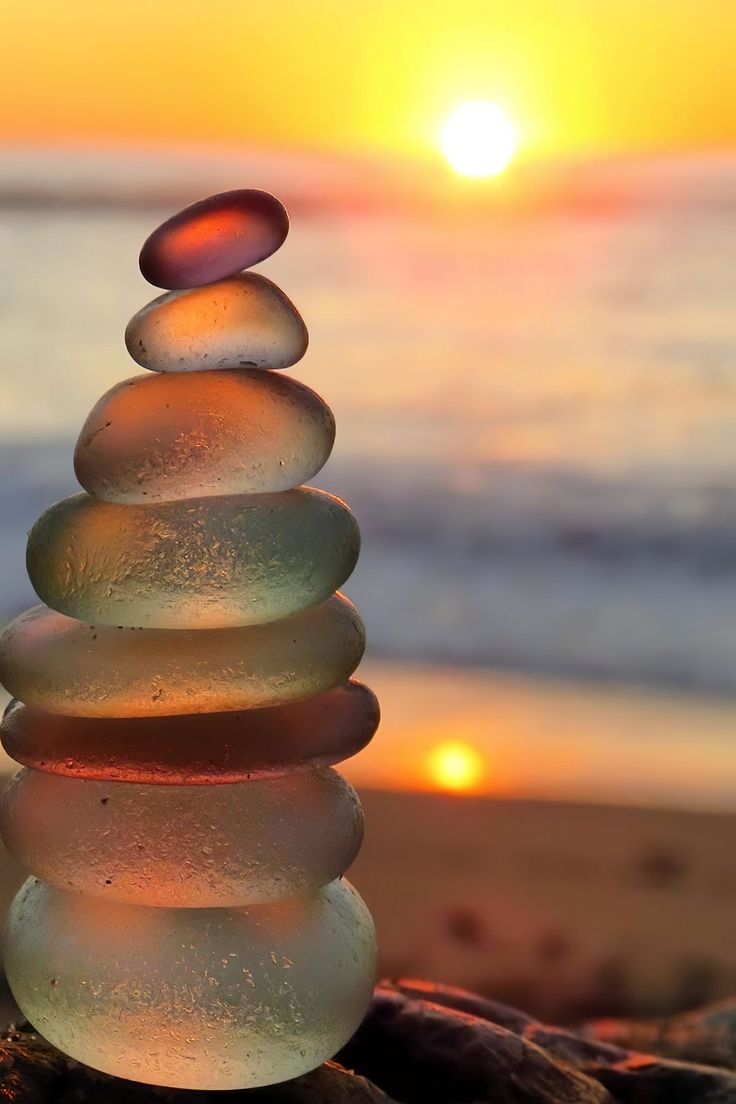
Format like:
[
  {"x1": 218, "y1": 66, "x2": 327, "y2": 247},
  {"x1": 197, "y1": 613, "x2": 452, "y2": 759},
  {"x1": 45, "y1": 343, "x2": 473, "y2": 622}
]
[{"x1": 2, "y1": 167, "x2": 736, "y2": 698}]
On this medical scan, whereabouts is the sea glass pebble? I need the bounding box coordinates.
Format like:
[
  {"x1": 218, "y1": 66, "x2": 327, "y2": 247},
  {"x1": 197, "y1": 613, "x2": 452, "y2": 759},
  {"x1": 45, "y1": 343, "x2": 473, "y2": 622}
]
[
  {"x1": 139, "y1": 189, "x2": 289, "y2": 290},
  {"x1": 1, "y1": 767, "x2": 363, "y2": 907},
  {"x1": 75, "y1": 370, "x2": 335, "y2": 503},
  {"x1": 0, "y1": 596, "x2": 364, "y2": 717},
  {"x1": 26, "y1": 488, "x2": 360, "y2": 628},
  {"x1": 125, "y1": 273, "x2": 308, "y2": 373},
  {"x1": 6, "y1": 877, "x2": 377, "y2": 1090},
  {"x1": 1, "y1": 680, "x2": 379, "y2": 783}
]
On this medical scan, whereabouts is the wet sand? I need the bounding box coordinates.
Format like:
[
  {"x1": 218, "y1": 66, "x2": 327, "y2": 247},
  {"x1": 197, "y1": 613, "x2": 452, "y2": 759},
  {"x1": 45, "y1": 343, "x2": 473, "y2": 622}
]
[{"x1": 352, "y1": 788, "x2": 736, "y2": 1021}]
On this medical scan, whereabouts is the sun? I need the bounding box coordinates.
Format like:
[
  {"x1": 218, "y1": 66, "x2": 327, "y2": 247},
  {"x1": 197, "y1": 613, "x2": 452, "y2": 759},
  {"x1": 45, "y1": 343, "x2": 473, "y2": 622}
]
[
  {"x1": 440, "y1": 100, "x2": 518, "y2": 179},
  {"x1": 427, "y1": 741, "x2": 485, "y2": 793}
]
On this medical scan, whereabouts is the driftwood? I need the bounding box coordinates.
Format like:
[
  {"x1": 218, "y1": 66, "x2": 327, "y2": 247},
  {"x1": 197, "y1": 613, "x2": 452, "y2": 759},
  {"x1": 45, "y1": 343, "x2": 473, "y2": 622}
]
[{"x1": 2, "y1": 979, "x2": 736, "y2": 1103}]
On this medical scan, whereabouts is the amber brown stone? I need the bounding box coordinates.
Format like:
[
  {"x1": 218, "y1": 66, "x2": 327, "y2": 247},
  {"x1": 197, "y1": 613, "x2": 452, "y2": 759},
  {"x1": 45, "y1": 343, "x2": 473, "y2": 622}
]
[
  {"x1": 125, "y1": 273, "x2": 308, "y2": 373},
  {"x1": 75, "y1": 370, "x2": 335, "y2": 503},
  {"x1": 1, "y1": 767, "x2": 364, "y2": 906},
  {"x1": 1, "y1": 681, "x2": 379, "y2": 783},
  {"x1": 139, "y1": 189, "x2": 289, "y2": 290}
]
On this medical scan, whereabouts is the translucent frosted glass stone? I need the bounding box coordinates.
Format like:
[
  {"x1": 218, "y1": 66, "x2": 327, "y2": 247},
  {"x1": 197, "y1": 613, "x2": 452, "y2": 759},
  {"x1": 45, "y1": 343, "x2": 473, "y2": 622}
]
[
  {"x1": 74, "y1": 370, "x2": 335, "y2": 503},
  {"x1": 139, "y1": 189, "x2": 289, "y2": 290},
  {"x1": 0, "y1": 596, "x2": 364, "y2": 717},
  {"x1": 26, "y1": 489, "x2": 360, "y2": 629},
  {"x1": 1, "y1": 767, "x2": 363, "y2": 907},
  {"x1": 125, "y1": 273, "x2": 308, "y2": 373},
  {"x1": 6, "y1": 877, "x2": 377, "y2": 1090},
  {"x1": 1, "y1": 680, "x2": 379, "y2": 783}
]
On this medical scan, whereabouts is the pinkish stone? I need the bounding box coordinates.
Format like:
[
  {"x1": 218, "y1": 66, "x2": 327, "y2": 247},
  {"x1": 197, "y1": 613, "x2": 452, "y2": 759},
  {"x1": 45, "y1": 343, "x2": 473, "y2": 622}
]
[
  {"x1": 1, "y1": 681, "x2": 379, "y2": 784},
  {"x1": 139, "y1": 189, "x2": 289, "y2": 289}
]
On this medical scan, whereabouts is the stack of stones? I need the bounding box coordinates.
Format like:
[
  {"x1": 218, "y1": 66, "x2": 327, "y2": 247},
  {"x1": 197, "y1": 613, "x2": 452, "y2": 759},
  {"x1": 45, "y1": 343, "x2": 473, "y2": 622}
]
[{"x1": 0, "y1": 190, "x2": 379, "y2": 1091}]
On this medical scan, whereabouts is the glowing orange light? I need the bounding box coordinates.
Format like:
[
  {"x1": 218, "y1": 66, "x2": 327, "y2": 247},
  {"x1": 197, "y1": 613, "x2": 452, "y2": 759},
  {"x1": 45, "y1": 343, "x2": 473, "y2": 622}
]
[
  {"x1": 427, "y1": 740, "x2": 485, "y2": 793},
  {"x1": 440, "y1": 101, "x2": 518, "y2": 178}
]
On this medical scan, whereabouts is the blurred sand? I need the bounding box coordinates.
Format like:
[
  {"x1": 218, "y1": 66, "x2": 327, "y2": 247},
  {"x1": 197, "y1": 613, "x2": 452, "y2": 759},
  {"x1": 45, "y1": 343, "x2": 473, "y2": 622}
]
[{"x1": 351, "y1": 789, "x2": 736, "y2": 1021}]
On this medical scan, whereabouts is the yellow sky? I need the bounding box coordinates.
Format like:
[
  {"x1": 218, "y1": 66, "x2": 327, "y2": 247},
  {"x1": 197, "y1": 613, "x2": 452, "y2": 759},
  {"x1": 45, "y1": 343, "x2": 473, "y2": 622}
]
[{"x1": 3, "y1": 0, "x2": 735, "y2": 158}]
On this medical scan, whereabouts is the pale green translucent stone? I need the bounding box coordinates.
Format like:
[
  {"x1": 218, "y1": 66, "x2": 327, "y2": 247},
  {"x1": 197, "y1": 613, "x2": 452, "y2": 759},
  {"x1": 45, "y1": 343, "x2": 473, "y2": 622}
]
[
  {"x1": 6, "y1": 877, "x2": 377, "y2": 1090},
  {"x1": 1, "y1": 767, "x2": 363, "y2": 907},
  {"x1": 75, "y1": 370, "x2": 335, "y2": 503},
  {"x1": 26, "y1": 489, "x2": 360, "y2": 629},
  {"x1": 124, "y1": 273, "x2": 308, "y2": 373},
  {"x1": 0, "y1": 596, "x2": 364, "y2": 717}
]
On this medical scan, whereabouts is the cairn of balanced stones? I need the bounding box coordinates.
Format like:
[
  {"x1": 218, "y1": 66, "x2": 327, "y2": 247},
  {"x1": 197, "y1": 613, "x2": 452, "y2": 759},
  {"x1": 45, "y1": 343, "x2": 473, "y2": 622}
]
[{"x1": 0, "y1": 190, "x2": 379, "y2": 1091}]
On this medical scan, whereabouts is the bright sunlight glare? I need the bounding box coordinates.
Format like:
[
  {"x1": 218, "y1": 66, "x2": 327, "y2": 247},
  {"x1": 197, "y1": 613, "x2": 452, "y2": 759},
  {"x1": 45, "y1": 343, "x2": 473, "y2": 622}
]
[
  {"x1": 427, "y1": 740, "x2": 486, "y2": 793},
  {"x1": 440, "y1": 100, "x2": 518, "y2": 178}
]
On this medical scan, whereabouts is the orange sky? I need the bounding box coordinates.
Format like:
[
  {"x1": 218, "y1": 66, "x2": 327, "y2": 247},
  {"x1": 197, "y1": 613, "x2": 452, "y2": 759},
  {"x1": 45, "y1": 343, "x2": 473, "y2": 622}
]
[{"x1": 3, "y1": 0, "x2": 735, "y2": 159}]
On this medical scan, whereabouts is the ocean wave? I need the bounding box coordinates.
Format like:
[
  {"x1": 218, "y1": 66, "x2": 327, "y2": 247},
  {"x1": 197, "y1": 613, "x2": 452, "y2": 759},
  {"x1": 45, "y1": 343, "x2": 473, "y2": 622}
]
[{"x1": 3, "y1": 442, "x2": 736, "y2": 694}]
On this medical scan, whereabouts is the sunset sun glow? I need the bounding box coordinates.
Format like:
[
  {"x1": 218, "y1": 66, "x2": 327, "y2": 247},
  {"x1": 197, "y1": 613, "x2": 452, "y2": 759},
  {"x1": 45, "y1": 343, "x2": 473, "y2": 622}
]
[
  {"x1": 440, "y1": 101, "x2": 518, "y2": 178},
  {"x1": 427, "y1": 741, "x2": 485, "y2": 793}
]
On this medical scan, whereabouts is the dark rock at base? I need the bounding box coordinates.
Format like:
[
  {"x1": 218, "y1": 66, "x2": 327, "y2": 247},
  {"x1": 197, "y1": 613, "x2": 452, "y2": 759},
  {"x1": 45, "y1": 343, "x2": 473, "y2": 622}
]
[
  {"x1": 587, "y1": 998, "x2": 736, "y2": 1072},
  {"x1": 340, "y1": 982, "x2": 736, "y2": 1103},
  {"x1": 384, "y1": 980, "x2": 646, "y2": 1068},
  {"x1": 5, "y1": 981, "x2": 736, "y2": 1103},
  {"x1": 0, "y1": 1023, "x2": 66, "y2": 1103},
  {"x1": 339, "y1": 985, "x2": 611, "y2": 1103},
  {"x1": 246, "y1": 1063, "x2": 396, "y2": 1104},
  {"x1": 590, "y1": 1057, "x2": 736, "y2": 1104},
  {"x1": 386, "y1": 976, "x2": 537, "y2": 1033}
]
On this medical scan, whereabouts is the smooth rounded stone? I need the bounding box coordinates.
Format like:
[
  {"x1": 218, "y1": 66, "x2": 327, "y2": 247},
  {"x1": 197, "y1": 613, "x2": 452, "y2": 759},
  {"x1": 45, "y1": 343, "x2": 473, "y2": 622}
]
[
  {"x1": 1, "y1": 680, "x2": 379, "y2": 783},
  {"x1": 1, "y1": 767, "x2": 363, "y2": 907},
  {"x1": 139, "y1": 189, "x2": 289, "y2": 289},
  {"x1": 125, "y1": 273, "x2": 308, "y2": 373},
  {"x1": 0, "y1": 596, "x2": 365, "y2": 718},
  {"x1": 27, "y1": 488, "x2": 360, "y2": 629},
  {"x1": 5, "y1": 877, "x2": 378, "y2": 1090},
  {"x1": 75, "y1": 370, "x2": 335, "y2": 503}
]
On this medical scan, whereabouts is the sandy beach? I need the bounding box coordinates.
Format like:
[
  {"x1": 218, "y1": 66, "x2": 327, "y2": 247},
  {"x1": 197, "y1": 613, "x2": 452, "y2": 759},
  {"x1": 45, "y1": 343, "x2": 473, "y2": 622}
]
[
  {"x1": 353, "y1": 788, "x2": 736, "y2": 1021},
  {"x1": 347, "y1": 662, "x2": 736, "y2": 1019}
]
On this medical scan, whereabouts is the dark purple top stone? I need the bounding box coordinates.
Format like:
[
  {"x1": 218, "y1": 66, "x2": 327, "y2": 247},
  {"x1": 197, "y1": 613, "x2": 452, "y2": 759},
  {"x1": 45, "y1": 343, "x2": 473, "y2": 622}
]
[{"x1": 139, "y1": 189, "x2": 289, "y2": 290}]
